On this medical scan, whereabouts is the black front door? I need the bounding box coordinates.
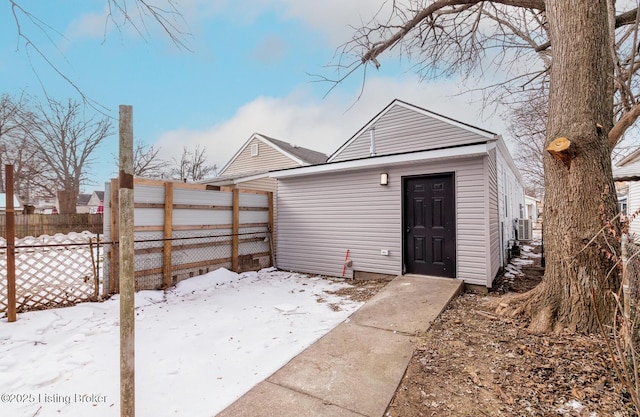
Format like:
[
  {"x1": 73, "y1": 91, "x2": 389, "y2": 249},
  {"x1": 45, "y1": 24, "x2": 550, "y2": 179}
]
[{"x1": 403, "y1": 173, "x2": 456, "y2": 277}]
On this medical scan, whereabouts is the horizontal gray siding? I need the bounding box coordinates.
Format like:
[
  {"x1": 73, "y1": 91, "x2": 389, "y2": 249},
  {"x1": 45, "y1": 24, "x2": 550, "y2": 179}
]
[
  {"x1": 276, "y1": 156, "x2": 491, "y2": 286},
  {"x1": 222, "y1": 138, "x2": 300, "y2": 176},
  {"x1": 331, "y1": 105, "x2": 489, "y2": 162}
]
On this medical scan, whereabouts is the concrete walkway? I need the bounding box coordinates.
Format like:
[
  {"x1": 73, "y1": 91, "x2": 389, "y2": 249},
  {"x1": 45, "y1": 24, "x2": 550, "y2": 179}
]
[{"x1": 216, "y1": 275, "x2": 463, "y2": 417}]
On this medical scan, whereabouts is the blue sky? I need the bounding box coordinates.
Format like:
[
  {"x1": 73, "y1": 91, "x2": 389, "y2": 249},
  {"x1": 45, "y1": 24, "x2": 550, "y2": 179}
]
[{"x1": 0, "y1": 0, "x2": 508, "y2": 192}]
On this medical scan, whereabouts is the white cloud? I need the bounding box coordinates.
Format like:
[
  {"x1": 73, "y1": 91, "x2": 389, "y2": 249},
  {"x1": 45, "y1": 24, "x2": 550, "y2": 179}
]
[
  {"x1": 251, "y1": 34, "x2": 288, "y2": 65},
  {"x1": 273, "y1": 0, "x2": 393, "y2": 44},
  {"x1": 153, "y1": 75, "x2": 508, "y2": 173},
  {"x1": 178, "y1": 0, "x2": 391, "y2": 44},
  {"x1": 66, "y1": 7, "x2": 111, "y2": 40}
]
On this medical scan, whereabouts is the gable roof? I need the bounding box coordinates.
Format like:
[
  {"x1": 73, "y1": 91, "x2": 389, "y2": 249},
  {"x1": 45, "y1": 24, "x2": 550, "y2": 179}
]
[
  {"x1": 93, "y1": 191, "x2": 105, "y2": 200},
  {"x1": 76, "y1": 193, "x2": 92, "y2": 206},
  {"x1": 328, "y1": 99, "x2": 497, "y2": 162},
  {"x1": 217, "y1": 133, "x2": 328, "y2": 176},
  {"x1": 261, "y1": 135, "x2": 328, "y2": 165},
  {"x1": 614, "y1": 148, "x2": 640, "y2": 181}
]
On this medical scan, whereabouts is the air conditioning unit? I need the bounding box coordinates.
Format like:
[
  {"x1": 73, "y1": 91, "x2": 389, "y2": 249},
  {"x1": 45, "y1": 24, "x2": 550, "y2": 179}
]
[{"x1": 518, "y1": 219, "x2": 533, "y2": 241}]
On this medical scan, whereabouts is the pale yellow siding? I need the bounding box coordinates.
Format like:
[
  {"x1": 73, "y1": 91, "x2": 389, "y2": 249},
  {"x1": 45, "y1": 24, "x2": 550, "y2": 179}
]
[{"x1": 222, "y1": 138, "x2": 300, "y2": 176}]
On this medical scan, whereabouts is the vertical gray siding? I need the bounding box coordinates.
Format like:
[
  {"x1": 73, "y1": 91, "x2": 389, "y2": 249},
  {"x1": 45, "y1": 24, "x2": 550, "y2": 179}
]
[
  {"x1": 221, "y1": 138, "x2": 300, "y2": 176},
  {"x1": 276, "y1": 156, "x2": 491, "y2": 286},
  {"x1": 331, "y1": 104, "x2": 490, "y2": 162}
]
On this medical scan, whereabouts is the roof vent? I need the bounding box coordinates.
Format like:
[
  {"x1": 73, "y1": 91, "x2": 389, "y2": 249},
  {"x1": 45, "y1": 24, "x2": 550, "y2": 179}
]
[{"x1": 370, "y1": 127, "x2": 376, "y2": 157}]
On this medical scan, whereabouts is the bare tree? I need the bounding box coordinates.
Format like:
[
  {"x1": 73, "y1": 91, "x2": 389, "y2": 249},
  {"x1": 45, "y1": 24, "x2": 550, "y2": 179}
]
[
  {"x1": 4, "y1": 131, "x2": 53, "y2": 205},
  {"x1": 0, "y1": 94, "x2": 25, "y2": 193},
  {"x1": 122, "y1": 143, "x2": 171, "y2": 179},
  {"x1": 0, "y1": 94, "x2": 53, "y2": 202},
  {"x1": 23, "y1": 98, "x2": 113, "y2": 214},
  {"x1": 335, "y1": 0, "x2": 639, "y2": 333},
  {"x1": 170, "y1": 145, "x2": 217, "y2": 182},
  {"x1": 509, "y1": 93, "x2": 547, "y2": 199}
]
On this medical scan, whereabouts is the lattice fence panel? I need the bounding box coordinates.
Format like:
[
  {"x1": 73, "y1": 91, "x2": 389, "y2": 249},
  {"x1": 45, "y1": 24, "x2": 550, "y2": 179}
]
[{"x1": 0, "y1": 232, "x2": 98, "y2": 316}]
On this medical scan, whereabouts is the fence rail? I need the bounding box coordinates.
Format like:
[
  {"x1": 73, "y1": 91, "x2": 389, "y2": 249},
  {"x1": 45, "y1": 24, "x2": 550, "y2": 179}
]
[{"x1": 0, "y1": 213, "x2": 103, "y2": 237}]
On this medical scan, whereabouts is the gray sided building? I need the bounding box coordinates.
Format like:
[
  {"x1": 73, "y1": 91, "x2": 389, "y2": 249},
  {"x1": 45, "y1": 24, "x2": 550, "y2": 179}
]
[{"x1": 270, "y1": 99, "x2": 524, "y2": 288}]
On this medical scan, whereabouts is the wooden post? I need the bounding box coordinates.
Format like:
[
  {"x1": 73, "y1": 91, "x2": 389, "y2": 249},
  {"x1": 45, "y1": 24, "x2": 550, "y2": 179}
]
[
  {"x1": 109, "y1": 178, "x2": 119, "y2": 294},
  {"x1": 5, "y1": 165, "x2": 16, "y2": 322},
  {"x1": 163, "y1": 182, "x2": 174, "y2": 288},
  {"x1": 232, "y1": 189, "x2": 239, "y2": 272},
  {"x1": 119, "y1": 105, "x2": 135, "y2": 417}
]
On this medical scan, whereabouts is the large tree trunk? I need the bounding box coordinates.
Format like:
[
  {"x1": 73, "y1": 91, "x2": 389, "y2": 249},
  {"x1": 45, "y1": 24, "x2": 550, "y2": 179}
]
[
  {"x1": 504, "y1": 0, "x2": 620, "y2": 333},
  {"x1": 57, "y1": 190, "x2": 77, "y2": 214}
]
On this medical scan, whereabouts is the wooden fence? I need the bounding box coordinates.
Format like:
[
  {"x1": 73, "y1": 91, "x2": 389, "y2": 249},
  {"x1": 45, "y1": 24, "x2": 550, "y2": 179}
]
[
  {"x1": 103, "y1": 178, "x2": 273, "y2": 293},
  {"x1": 0, "y1": 213, "x2": 103, "y2": 238}
]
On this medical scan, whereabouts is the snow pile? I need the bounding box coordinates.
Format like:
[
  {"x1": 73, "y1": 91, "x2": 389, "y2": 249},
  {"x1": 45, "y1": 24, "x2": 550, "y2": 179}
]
[
  {"x1": 0, "y1": 268, "x2": 363, "y2": 417},
  {"x1": 500, "y1": 232, "x2": 543, "y2": 285}
]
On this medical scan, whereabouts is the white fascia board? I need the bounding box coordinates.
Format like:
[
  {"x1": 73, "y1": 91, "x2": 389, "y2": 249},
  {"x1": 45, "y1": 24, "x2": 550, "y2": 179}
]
[
  {"x1": 217, "y1": 134, "x2": 257, "y2": 176},
  {"x1": 614, "y1": 164, "x2": 640, "y2": 180},
  {"x1": 270, "y1": 142, "x2": 493, "y2": 179},
  {"x1": 201, "y1": 172, "x2": 270, "y2": 186},
  {"x1": 618, "y1": 148, "x2": 640, "y2": 167},
  {"x1": 233, "y1": 172, "x2": 271, "y2": 184}
]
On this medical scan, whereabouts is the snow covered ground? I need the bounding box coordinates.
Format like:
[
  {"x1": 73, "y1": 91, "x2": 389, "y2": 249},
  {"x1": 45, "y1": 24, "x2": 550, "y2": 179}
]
[
  {"x1": 0, "y1": 268, "x2": 365, "y2": 417},
  {"x1": 501, "y1": 232, "x2": 543, "y2": 282}
]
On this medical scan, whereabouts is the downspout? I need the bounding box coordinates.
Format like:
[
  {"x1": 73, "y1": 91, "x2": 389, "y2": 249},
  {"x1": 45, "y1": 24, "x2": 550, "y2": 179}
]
[{"x1": 370, "y1": 127, "x2": 376, "y2": 157}]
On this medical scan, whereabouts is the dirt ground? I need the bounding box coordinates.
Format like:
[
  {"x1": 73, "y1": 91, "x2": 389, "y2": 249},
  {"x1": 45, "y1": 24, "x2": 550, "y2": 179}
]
[{"x1": 382, "y1": 244, "x2": 635, "y2": 417}]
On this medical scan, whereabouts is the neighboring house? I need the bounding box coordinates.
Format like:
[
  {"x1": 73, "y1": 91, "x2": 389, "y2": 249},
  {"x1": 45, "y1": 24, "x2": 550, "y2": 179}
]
[
  {"x1": 88, "y1": 191, "x2": 105, "y2": 214},
  {"x1": 205, "y1": 133, "x2": 328, "y2": 262},
  {"x1": 270, "y1": 99, "x2": 525, "y2": 289},
  {"x1": 33, "y1": 198, "x2": 57, "y2": 214},
  {"x1": 208, "y1": 132, "x2": 328, "y2": 191},
  {"x1": 76, "y1": 193, "x2": 92, "y2": 214},
  {"x1": 524, "y1": 196, "x2": 539, "y2": 222},
  {"x1": 523, "y1": 195, "x2": 542, "y2": 234},
  {"x1": 614, "y1": 148, "x2": 640, "y2": 237},
  {"x1": 0, "y1": 193, "x2": 23, "y2": 213}
]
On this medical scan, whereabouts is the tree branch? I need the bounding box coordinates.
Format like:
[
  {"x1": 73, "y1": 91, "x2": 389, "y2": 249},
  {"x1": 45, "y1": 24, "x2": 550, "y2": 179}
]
[
  {"x1": 361, "y1": 0, "x2": 544, "y2": 67},
  {"x1": 609, "y1": 104, "x2": 640, "y2": 148},
  {"x1": 616, "y1": 8, "x2": 638, "y2": 28}
]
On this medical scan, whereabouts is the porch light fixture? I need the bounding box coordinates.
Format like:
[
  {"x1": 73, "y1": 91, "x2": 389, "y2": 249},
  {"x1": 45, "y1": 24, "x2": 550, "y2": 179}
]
[{"x1": 380, "y1": 172, "x2": 389, "y2": 186}]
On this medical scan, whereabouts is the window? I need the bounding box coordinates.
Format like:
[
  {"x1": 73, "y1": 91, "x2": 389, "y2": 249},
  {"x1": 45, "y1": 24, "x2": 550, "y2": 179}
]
[
  {"x1": 250, "y1": 143, "x2": 259, "y2": 157},
  {"x1": 619, "y1": 201, "x2": 627, "y2": 215}
]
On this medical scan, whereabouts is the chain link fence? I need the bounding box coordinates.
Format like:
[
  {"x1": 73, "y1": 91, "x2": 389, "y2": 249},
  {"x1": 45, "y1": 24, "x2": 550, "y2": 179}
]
[{"x1": 0, "y1": 227, "x2": 273, "y2": 317}]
